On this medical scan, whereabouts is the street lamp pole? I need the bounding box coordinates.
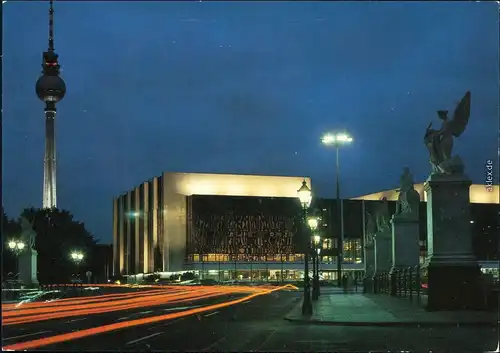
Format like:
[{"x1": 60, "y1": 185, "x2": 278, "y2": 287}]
[
  {"x1": 297, "y1": 180, "x2": 313, "y2": 316},
  {"x1": 316, "y1": 247, "x2": 321, "y2": 296},
  {"x1": 70, "y1": 251, "x2": 85, "y2": 294},
  {"x1": 335, "y1": 144, "x2": 342, "y2": 287},
  {"x1": 321, "y1": 132, "x2": 353, "y2": 287},
  {"x1": 71, "y1": 251, "x2": 84, "y2": 277},
  {"x1": 311, "y1": 242, "x2": 316, "y2": 297},
  {"x1": 7, "y1": 240, "x2": 26, "y2": 280},
  {"x1": 312, "y1": 234, "x2": 321, "y2": 299},
  {"x1": 308, "y1": 217, "x2": 320, "y2": 300}
]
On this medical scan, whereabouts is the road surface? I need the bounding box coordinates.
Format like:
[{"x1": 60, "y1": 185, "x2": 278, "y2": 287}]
[{"x1": 2, "y1": 289, "x2": 497, "y2": 351}]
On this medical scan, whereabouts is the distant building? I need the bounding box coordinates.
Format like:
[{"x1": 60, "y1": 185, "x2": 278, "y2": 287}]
[
  {"x1": 351, "y1": 183, "x2": 499, "y2": 204},
  {"x1": 354, "y1": 185, "x2": 499, "y2": 271},
  {"x1": 311, "y1": 199, "x2": 367, "y2": 281}
]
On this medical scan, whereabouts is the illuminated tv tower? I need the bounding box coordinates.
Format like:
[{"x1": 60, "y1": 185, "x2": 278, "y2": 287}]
[{"x1": 35, "y1": 0, "x2": 66, "y2": 209}]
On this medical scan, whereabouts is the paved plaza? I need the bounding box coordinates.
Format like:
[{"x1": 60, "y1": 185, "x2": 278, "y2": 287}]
[{"x1": 285, "y1": 289, "x2": 496, "y2": 327}]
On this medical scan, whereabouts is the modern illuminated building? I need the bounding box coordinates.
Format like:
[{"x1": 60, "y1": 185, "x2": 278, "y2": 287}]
[
  {"x1": 113, "y1": 175, "x2": 498, "y2": 281},
  {"x1": 35, "y1": 0, "x2": 66, "y2": 209},
  {"x1": 113, "y1": 172, "x2": 316, "y2": 279}
]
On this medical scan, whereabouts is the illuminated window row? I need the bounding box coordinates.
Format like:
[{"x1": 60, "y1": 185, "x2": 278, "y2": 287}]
[{"x1": 188, "y1": 253, "x2": 308, "y2": 262}]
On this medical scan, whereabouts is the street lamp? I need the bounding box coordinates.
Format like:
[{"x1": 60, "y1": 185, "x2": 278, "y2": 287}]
[
  {"x1": 8, "y1": 240, "x2": 25, "y2": 253},
  {"x1": 7, "y1": 240, "x2": 25, "y2": 279},
  {"x1": 71, "y1": 251, "x2": 84, "y2": 263},
  {"x1": 70, "y1": 251, "x2": 84, "y2": 283},
  {"x1": 321, "y1": 132, "x2": 353, "y2": 287},
  {"x1": 307, "y1": 217, "x2": 318, "y2": 230},
  {"x1": 297, "y1": 180, "x2": 313, "y2": 316}
]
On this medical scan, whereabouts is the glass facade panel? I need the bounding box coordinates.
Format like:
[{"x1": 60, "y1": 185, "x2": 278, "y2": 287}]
[{"x1": 343, "y1": 238, "x2": 362, "y2": 263}]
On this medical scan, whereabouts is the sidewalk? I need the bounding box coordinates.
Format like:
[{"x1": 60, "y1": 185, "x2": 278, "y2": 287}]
[
  {"x1": 284, "y1": 292, "x2": 496, "y2": 327},
  {"x1": 316, "y1": 286, "x2": 362, "y2": 294}
]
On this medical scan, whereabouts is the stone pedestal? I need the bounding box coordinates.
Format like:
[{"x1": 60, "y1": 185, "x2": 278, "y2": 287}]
[
  {"x1": 372, "y1": 229, "x2": 392, "y2": 293},
  {"x1": 391, "y1": 216, "x2": 420, "y2": 270},
  {"x1": 363, "y1": 242, "x2": 375, "y2": 293},
  {"x1": 390, "y1": 216, "x2": 420, "y2": 295},
  {"x1": 423, "y1": 173, "x2": 483, "y2": 310},
  {"x1": 374, "y1": 229, "x2": 392, "y2": 274},
  {"x1": 18, "y1": 249, "x2": 39, "y2": 288}
]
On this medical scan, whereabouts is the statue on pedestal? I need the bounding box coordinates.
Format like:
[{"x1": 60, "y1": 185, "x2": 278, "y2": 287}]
[
  {"x1": 18, "y1": 216, "x2": 39, "y2": 287},
  {"x1": 365, "y1": 211, "x2": 376, "y2": 245},
  {"x1": 424, "y1": 91, "x2": 471, "y2": 175},
  {"x1": 20, "y1": 216, "x2": 37, "y2": 251},
  {"x1": 375, "y1": 197, "x2": 390, "y2": 232},
  {"x1": 395, "y1": 167, "x2": 420, "y2": 220}
]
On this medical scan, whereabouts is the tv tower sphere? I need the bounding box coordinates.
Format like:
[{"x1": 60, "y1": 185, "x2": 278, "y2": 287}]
[{"x1": 36, "y1": 74, "x2": 66, "y2": 103}]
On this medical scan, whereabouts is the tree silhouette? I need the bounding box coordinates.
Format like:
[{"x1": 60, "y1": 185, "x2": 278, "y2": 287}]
[{"x1": 20, "y1": 207, "x2": 98, "y2": 284}]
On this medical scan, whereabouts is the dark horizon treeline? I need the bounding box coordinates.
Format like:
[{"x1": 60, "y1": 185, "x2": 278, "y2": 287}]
[{"x1": 2, "y1": 206, "x2": 110, "y2": 284}]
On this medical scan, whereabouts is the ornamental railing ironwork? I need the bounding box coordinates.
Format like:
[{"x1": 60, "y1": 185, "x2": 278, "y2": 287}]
[{"x1": 372, "y1": 265, "x2": 423, "y2": 304}]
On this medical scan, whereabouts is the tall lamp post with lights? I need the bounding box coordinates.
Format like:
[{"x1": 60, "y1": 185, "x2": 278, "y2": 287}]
[
  {"x1": 70, "y1": 251, "x2": 84, "y2": 281},
  {"x1": 297, "y1": 180, "x2": 313, "y2": 315},
  {"x1": 7, "y1": 240, "x2": 26, "y2": 279},
  {"x1": 308, "y1": 216, "x2": 321, "y2": 300},
  {"x1": 321, "y1": 132, "x2": 353, "y2": 287}
]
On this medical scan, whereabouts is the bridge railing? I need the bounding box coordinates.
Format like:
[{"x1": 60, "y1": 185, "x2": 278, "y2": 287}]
[
  {"x1": 372, "y1": 265, "x2": 423, "y2": 304},
  {"x1": 372, "y1": 266, "x2": 500, "y2": 310}
]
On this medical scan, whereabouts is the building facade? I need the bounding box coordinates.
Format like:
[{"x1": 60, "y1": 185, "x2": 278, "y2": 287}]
[
  {"x1": 113, "y1": 173, "x2": 498, "y2": 281},
  {"x1": 113, "y1": 172, "x2": 313, "y2": 278}
]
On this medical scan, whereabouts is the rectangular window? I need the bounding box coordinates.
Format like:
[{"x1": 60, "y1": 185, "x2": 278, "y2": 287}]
[{"x1": 207, "y1": 254, "x2": 217, "y2": 262}]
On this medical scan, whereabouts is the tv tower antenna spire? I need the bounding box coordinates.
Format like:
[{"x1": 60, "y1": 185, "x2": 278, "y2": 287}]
[{"x1": 35, "y1": 0, "x2": 66, "y2": 209}]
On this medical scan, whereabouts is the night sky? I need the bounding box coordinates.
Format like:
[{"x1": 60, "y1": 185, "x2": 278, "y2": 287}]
[{"x1": 3, "y1": 1, "x2": 498, "y2": 244}]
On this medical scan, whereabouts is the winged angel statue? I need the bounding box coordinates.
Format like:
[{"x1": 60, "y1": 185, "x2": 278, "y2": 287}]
[{"x1": 424, "y1": 91, "x2": 471, "y2": 175}]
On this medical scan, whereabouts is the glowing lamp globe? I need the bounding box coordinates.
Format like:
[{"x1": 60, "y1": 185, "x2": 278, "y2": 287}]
[
  {"x1": 71, "y1": 252, "x2": 84, "y2": 261},
  {"x1": 307, "y1": 217, "x2": 319, "y2": 230},
  {"x1": 297, "y1": 180, "x2": 312, "y2": 208}
]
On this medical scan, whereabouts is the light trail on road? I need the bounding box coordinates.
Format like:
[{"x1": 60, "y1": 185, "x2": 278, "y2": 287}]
[
  {"x1": 2, "y1": 284, "x2": 296, "y2": 350},
  {"x1": 3, "y1": 284, "x2": 275, "y2": 312},
  {"x1": 4, "y1": 290, "x2": 222, "y2": 325},
  {"x1": 3, "y1": 289, "x2": 199, "y2": 318},
  {"x1": 2, "y1": 289, "x2": 177, "y2": 311},
  {"x1": 4, "y1": 291, "x2": 227, "y2": 325},
  {"x1": 3, "y1": 284, "x2": 296, "y2": 325}
]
